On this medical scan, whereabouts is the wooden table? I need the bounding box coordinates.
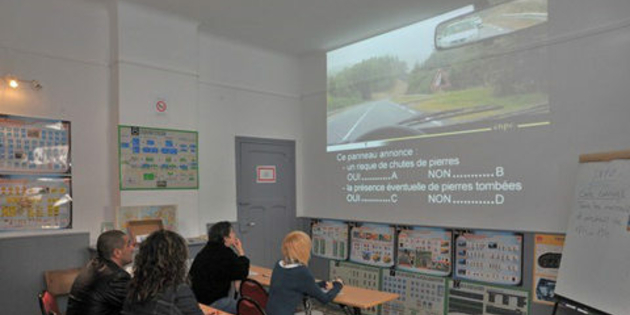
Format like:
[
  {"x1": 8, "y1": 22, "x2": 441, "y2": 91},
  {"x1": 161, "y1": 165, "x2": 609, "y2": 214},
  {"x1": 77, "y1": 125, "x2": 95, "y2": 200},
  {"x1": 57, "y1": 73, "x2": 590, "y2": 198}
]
[
  {"x1": 249, "y1": 265, "x2": 398, "y2": 315},
  {"x1": 199, "y1": 303, "x2": 233, "y2": 315}
]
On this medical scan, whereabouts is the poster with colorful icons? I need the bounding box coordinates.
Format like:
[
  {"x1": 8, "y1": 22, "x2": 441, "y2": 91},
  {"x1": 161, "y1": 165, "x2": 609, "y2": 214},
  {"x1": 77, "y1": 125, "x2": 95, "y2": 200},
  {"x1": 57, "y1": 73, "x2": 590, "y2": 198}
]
[
  {"x1": 116, "y1": 204, "x2": 177, "y2": 231},
  {"x1": 119, "y1": 126, "x2": 198, "y2": 190},
  {"x1": 533, "y1": 234, "x2": 564, "y2": 305},
  {"x1": 0, "y1": 175, "x2": 71, "y2": 230},
  {"x1": 311, "y1": 220, "x2": 349, "y2": 260},
  {"x1": 350, "y1": 223, "x2": 395, "y2": 267},
  {"x1": 454, "y1": 230, "x2": 523, "y2": 285},
  {"x1": 382, "y1": 270, "x2": 446, "y2": 315},
  {"x1": 0, "y1": 114, "x2": 71, "y2": 174},
  {"x1": 397, "y1": 227, "x2": 452, "y2": 276}
]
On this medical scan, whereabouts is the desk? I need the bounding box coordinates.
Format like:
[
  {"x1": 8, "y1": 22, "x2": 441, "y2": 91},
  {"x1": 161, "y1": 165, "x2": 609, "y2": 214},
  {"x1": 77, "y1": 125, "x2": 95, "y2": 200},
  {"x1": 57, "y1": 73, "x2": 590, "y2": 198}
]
[
  {"x1": 249, "y1": 265, "x2": 398, "y2": 315},
  {"x1": 199, "y1": 304, "x2": 233, "y2": 315}
]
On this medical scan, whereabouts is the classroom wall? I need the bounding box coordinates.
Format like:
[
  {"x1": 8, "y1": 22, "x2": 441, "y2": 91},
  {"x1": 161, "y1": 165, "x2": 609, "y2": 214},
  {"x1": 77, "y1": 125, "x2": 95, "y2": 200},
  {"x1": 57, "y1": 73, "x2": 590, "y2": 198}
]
[
  {"x1": 0, "y1": 231, "x2": 90, "y2": 315},
  {"x1": 197, "y1": 34, "x2": 304, "y2": 228},
  {"x1": 0, "y1": 0, "x2": 113, "y2": 238},
  {"x1": 114, "y1": 0, "x2": 202, "y2": 238},
  {"x1": 0, "y1": 0, "x2": 303, "y2": 242}
]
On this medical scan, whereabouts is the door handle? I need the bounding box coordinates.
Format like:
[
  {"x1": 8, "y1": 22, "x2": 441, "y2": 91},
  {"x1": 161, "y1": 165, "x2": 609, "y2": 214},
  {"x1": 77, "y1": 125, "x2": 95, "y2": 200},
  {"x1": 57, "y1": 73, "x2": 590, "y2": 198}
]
[
  {"x1": 238, "y1": 202, "x2": 250, "y2": 206},
  {"x1": 247, "y1": 222, "x2": 256, "y2": 227}
]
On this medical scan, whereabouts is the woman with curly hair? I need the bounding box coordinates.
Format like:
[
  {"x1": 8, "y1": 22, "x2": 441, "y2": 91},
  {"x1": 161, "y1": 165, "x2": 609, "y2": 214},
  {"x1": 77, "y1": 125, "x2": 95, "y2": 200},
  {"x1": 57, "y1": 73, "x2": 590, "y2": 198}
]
[{"x1": 122, "y1": 230, "x2": 204, "y2": 315}]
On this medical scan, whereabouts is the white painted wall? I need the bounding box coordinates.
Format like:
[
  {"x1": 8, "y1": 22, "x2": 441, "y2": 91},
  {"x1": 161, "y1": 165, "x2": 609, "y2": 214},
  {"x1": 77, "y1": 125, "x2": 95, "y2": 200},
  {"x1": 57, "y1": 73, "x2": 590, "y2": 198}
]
[
  {"x1": 0, "y1": 0, "x2": 112, "y2": 242},
  {"x1": 197, "y1": 33, "x2": 302, "y2": 231},
  {"x1": 0, "y1": 0, "x2": 303, "y2": 241}
]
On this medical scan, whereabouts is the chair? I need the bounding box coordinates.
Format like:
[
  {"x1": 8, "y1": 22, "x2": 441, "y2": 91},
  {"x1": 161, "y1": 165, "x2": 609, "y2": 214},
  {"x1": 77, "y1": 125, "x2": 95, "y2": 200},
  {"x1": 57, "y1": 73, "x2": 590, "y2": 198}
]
[
  {"x1": 38, "y1": 290, "x2": 60, "y2": 315},
  {"x1": 44, "y1": 268, "x2": 81, "y2": 297},
  {"x1": 43, "y1": 267, "x2": 81, "y2": 315},
  {"x1": 239, "y1": 279, "x2": 269, "y2": 309},
  {"x1": 237, "y1": 296, "x2": 266, "y2": 315}
]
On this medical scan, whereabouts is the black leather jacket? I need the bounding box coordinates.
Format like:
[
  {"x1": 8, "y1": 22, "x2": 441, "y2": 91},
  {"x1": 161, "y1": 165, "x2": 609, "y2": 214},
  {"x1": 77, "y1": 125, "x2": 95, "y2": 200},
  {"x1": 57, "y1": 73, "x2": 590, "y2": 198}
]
[{"x1": 66, "y1": 258, "x2": 131, "y2": 315}]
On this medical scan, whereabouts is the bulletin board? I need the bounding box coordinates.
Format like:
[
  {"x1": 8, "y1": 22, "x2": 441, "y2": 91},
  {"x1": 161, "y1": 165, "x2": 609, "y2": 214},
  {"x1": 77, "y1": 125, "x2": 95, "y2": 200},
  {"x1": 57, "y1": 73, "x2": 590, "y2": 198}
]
[
  {"x1": 118, "y1": 126, "x2": 198, "y2": 190},
  {"x1": 397, "y1": 227, "x2": 452, "y2": 276},
  {"x1": 311, "y1": 220, "x2": 349, "y2": 260},
  {"x1": 0, "y1": 114, "x2": 71, "y2": 174},
  {"x1": 0, "y1": 175, "x2": 72, "y2": 230},
  {"x1": 350, "y1": 223, "x2": 396, "y2": 267},
  {"x1": 453, "y1": 230, "x2": 523, "y2": 285},
  {"x1": 382, "y1": 269, "x2": 446, "y2": 315},
  {"x1": 116, "y1": 204, "x2": 177, "y2": 231}
]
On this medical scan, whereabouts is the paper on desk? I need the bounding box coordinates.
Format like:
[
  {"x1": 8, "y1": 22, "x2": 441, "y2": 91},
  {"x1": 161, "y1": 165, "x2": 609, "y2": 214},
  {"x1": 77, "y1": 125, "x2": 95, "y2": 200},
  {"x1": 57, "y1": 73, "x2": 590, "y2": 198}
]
[{"x1": 249, "y1": 271, "x2": 259, "y2": 276}]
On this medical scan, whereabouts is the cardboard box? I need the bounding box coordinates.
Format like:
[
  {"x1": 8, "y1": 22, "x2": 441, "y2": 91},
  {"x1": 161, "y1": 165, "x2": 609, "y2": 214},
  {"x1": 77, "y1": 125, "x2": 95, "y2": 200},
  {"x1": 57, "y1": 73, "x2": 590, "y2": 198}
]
[{"x1": 127, "y1": 219, "x2": 163, "y2": 244}]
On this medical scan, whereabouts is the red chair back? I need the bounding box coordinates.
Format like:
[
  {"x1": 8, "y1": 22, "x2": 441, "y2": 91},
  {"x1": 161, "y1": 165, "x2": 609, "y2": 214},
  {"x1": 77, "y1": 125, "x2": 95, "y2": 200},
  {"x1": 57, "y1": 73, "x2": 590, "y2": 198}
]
[
  {"x1": 240, "y1": 279, "x2": 269, "y2": 309},
  {"x1": 237, "y1": 296, "x2": 266, "y2": 315},
  {"x1": 38, "y1": 290, "x2": 61, "y2": 315}
]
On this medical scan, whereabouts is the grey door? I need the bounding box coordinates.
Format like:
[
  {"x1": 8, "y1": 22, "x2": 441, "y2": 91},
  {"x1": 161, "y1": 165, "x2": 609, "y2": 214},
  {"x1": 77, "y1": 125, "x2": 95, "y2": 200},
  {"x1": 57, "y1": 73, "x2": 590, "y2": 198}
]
[{"x1": 236, "y1": 137, "x2": 297, "y2": 268}]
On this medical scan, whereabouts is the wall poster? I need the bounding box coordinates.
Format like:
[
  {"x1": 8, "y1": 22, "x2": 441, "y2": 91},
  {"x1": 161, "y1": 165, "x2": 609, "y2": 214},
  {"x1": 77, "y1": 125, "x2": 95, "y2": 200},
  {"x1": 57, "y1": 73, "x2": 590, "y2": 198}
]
[
  {"x1": 311, "y1": 220, "x2": 349, "y2": 260},
  {"x1": 329, "y1": 260, "x2": 381, "y2": 315},
  {"x1": 446, "y1": 280, "x2": 529, "y2": 315},
  {"x1": 0, "y1": 175, "x2": 71, "y2": 230},
  {"x1": 350, "y1": 223, "x2": 396, "y2": 267},
  {"x1": 116, "y1": 204, "x2": 177, "y2": 231},
  {"x1": 382, "y1": 269, "x2": 446, "y2": 315},
  {"x1": 0, "y1": 114, "x2": 71, "y2": 174},
  {"x1": 119, "y1": 126, "x2": 198, "y2": 190},
  {"x1": 454, "y1": 230, "x2": 523, "y2": 285},
  {"x1": 533, "y1": 234, "x2": 564, "y2": 305},
  {"x1": 397, "y1": 227, "x2": 452, "y2": 276}
]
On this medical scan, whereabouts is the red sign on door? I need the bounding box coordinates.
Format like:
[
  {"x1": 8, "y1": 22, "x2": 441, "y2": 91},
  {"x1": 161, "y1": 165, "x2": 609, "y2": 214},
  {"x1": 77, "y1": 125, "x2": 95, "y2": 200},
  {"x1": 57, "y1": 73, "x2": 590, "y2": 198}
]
[{"x1": 256, "y1": 165, "x2": 276, "y2": 183}]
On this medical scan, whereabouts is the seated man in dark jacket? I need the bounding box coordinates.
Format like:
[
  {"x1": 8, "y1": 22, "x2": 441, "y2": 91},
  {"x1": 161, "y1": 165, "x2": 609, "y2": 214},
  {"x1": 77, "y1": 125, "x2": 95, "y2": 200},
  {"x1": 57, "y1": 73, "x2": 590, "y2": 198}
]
[
  {"x1": 189, "y1": 221, "x2": 250, "y2": 313},
  {"x1": 67, "y1": 230, "x2": 134, "y2": 315}
]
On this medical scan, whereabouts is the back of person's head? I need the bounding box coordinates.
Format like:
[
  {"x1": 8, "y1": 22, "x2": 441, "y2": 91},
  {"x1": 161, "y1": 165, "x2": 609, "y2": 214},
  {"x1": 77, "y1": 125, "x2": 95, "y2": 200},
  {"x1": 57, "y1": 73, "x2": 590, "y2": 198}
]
[
  {"x1": 96, "y1": 230, "x2": 126, "y2": 260},
  {"x1": 127, "y1": 230, "x2": 188, "y2": 302},
  {"x1": 208, "y1": 221, "x2": 233, "y2": 243},
  {"x1": 281, "y1": 231, "x2": 311, "y2": 265}
]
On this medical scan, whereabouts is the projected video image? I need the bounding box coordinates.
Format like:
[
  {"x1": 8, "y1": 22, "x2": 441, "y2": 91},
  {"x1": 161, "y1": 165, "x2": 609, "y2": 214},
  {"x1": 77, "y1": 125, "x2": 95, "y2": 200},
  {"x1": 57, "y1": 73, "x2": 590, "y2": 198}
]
[{"x1": 327, "y1": 0, "x2": 549, "y2": 151}]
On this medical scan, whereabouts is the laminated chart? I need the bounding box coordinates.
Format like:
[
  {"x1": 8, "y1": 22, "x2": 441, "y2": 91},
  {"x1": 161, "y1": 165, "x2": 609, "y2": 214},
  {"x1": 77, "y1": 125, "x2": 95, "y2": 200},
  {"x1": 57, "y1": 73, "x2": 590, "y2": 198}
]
[
  {"x1": 116, "y1": 204, "x2": 177, "y2": 231},
  {"x1": 397, "y1": 227, "x2": 452, "y2": 276},
  {"x1": 119, "y1": 126, "x2": 198, "y2": 189},
  {"x1": 330, "y1": 260, "x2": 381, "y2": 315},
  {"x1": 0, "y1": 115, "x2": 70, "y2": 174},
  {"x1": 532, "y1": 234, "x2": 564, "y2": 305},
  {"x1": 350, "y1": 223, "x2": 396, "y2": 267},
  {"x1": 382, "y1": 270, "x2": 446, "y2": 315},
  {"x1": 454, "y1": 231, "x2": 522, "y2": 285},
  {"x1": 0, "y1": 175, "x2": 71, "y2": 230},
  {"x1": 446, "y1": 280, "x2": 529, "y2": 315},
  {"x1": 312, "y1": 220, "x2": 349, "y2": 260}
]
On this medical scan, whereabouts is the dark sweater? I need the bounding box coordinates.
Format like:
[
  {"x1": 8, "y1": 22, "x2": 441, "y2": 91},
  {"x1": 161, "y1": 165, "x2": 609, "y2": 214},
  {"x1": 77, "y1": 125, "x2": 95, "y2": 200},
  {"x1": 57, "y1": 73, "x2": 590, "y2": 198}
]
[
  {"x1": 189, "y1": 241, "x2": 250, "y2": 305},
  {"x1": 265, "y1": 261, "x2": 342, "y2": 315},
  {"x1": 122, "y1": 284, "x2": 203, "y2": 315}
]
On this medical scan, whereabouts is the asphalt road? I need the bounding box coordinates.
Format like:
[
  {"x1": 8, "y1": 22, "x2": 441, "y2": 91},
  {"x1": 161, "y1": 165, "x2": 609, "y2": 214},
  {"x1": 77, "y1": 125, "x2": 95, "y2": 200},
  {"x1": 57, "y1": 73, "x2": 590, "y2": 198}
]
[{"x1": 327, "y1": 99, "x2": 419, "y2": 145}]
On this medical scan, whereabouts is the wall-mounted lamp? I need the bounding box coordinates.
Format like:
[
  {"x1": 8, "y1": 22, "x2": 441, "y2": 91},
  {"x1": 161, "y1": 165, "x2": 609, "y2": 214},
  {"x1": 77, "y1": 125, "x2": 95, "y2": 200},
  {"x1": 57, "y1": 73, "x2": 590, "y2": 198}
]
[{"x1": 3, "y1": 74, "x2": 42, "y2": 90}]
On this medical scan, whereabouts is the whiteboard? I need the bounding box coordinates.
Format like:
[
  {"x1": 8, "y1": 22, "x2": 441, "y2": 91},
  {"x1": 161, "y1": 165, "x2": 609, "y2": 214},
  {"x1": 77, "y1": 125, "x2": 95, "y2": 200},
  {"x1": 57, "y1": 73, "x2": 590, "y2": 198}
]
[{"x1": 555, "y1": 159, "x2": 630, "y2": 315}]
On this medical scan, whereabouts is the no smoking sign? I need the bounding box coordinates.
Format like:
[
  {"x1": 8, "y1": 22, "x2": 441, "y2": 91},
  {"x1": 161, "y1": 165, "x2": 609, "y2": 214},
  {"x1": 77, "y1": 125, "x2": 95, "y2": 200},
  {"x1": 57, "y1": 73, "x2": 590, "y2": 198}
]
[{"x1": 155, "y1": 99, "x2": 168, "y2": 113}]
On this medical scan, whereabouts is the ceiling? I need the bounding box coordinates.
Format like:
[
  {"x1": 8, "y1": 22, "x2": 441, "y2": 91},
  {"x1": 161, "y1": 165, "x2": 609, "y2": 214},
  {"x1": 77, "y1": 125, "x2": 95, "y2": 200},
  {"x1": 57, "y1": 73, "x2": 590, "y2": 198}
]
[{"x1": 124, "y1": 0, "x2": 474, "y2": 56}]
